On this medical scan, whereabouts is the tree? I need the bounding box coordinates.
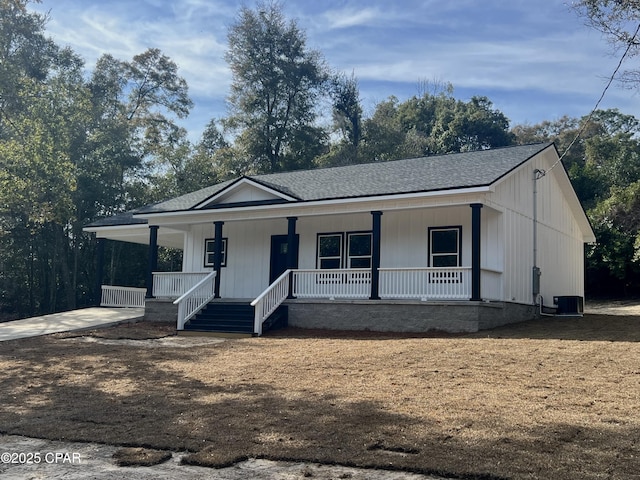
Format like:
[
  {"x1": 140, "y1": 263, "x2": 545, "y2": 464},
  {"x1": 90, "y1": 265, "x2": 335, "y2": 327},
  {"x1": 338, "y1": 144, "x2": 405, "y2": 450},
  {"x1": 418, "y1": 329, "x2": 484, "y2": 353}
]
[
  {"x1": 0, "y1": 48, "x2": 84, "y2": 315},
  {"x1": 588, "y1": 181, "x2": 640, "y2": 295},
  {"x1": 0, "y1": 0, "x2": 57, "y2": 126},
  {"x1": 0, "y1": 5, "x2": 193, "y2": 318},
  {"x1": 79, "y1": 48, "x2": 193, "y2": 219},
  {"x1": 0, "y1": 0, "x2": 76, "y2": 317},
  {"x1": 573, "y1": 1, "x2": 640, "y2": 88},
  {"x1": 182, "y1": 118, "x2": 228, "y2": 187},
  {"x1": 443, "y1": 96, "x2": 515, "y2": 152},
  {"x1": 317, "y1": 71, "x2": 363, "y2": 166},
  {"x1": 358, "y1": 88, "x2": 514, "y2": 163},
  {"x1": 359, "y1": 96, "x2": 407, "y2": 162},
  {"x1": 224, "y1": 1, "x2": 329, "y2": 173}
]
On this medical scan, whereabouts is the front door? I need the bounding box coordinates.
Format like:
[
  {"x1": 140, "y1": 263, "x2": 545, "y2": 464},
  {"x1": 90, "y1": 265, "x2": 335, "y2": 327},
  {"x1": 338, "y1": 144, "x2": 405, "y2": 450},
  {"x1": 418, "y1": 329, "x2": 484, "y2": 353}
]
[{"x1": 270, "y1": 234, "x2": 299, "y2": 283}]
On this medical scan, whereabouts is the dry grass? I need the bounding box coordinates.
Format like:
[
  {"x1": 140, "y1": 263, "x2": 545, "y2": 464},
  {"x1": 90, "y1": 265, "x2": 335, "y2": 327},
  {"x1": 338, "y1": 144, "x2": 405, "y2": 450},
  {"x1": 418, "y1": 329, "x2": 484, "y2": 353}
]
[{"x1": 0, "y1": 313, "x2": 639, "y2": 479}]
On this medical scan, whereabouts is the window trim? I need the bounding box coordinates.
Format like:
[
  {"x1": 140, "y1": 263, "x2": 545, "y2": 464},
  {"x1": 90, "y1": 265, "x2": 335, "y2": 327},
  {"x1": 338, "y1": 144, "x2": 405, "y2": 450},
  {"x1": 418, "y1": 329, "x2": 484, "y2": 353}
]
[
  {"x1": 346, "y1": 230, "x2": 373, "y2": 269},
  {"x1": 427, "y1": 226, "x2": 462, "y2": 268},
  {"x1": 204, "y1": 237, "x2": 228, "y2": 268},
  {"x1": 316, "y1": 232, "x2": 344, "y2": 269}
]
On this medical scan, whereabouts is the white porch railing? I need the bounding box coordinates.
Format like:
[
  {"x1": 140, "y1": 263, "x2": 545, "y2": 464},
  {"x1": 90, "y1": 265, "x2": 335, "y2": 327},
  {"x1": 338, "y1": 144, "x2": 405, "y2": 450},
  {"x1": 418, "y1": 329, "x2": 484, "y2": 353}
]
[
  {"x1": 153, "y1": 272, "x2": 210, "y2": 298},
  {"x1": 379, "y1": 267, "x2": 472, "y2": 300},
  {"x1": 292, "y1": 269, "x2": 372, "y2": 299},
  {"x1": 173, "y1": 271, "x2": 217, "y2": 330},
  {"x1": 251, "y1": 269, "x2": 291, "y2": 336},
  {"x1": 100, "y1": 285, "x2": 146, "y2": 308}
]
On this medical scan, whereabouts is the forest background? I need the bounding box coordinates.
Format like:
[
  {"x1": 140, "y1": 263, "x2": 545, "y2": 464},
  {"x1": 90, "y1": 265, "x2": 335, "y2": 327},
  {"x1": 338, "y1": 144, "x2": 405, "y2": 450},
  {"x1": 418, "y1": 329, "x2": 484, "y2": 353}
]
[{"x1": 2, "y1": 0, "x2": 640, "y2": 320}]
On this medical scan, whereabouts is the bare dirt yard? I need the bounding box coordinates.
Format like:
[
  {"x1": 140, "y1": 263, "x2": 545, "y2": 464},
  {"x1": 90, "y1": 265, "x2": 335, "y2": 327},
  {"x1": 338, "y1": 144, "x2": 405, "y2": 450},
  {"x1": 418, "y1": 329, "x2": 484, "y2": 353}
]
[{"x1": 0, "y1": 303, "x2": 639, "y2": 479}]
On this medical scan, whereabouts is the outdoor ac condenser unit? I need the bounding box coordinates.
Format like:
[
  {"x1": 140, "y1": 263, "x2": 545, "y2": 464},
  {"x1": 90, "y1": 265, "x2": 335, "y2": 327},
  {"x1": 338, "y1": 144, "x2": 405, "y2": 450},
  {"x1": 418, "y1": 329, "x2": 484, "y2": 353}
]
[{"x1": 553, "y1": 296, "x2": 584, "y2": 316}]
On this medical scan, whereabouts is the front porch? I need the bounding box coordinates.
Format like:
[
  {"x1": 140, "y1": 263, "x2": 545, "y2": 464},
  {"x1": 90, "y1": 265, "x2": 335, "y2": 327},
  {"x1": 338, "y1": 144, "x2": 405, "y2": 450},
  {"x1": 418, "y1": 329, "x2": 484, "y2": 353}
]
[
  {"x1": 92, "y1": 199, "x2": 512, "y2": 336},
  {"x1": 101, "y1": 265, "x2": 506, "y2": 335}
]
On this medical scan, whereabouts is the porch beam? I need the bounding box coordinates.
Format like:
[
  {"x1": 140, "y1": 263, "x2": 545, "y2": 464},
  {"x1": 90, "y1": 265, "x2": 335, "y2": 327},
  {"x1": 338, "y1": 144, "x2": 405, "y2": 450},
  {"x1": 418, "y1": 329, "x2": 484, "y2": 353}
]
[
  {"x1": 470, "y1": 203, "x2": 482, "y2": 301},
  {"x1": 213, "y1": 221, "x2": 224, "y2": 298},
  {"x1": 370, "y1": 211, "x2": 383, "y2": 300},
  {"x1": 146, "y1": 225, "x2": 159, "y2": 298},
  {"x1": 286, "y1": 216, "x2": 298, "y2": 299}
]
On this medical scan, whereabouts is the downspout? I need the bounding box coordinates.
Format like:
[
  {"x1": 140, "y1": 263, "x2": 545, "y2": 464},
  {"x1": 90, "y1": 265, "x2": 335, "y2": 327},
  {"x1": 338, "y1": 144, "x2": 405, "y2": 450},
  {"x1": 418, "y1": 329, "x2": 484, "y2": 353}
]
[{"x1": 533, "y1": 168, "x2": 545, "y2": 308}]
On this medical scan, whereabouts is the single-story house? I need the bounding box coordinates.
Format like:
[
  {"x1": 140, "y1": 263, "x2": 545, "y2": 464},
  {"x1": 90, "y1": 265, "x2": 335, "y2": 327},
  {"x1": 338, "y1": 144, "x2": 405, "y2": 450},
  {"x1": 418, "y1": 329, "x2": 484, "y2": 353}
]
[{"x1": 85, "y1": 142, "x2": 595, "y2": 335}]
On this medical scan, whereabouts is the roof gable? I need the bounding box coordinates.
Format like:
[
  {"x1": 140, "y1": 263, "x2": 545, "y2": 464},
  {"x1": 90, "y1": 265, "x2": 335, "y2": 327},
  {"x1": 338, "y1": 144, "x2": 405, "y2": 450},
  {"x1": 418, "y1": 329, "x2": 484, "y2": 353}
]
[{"x1": 194, "y1": 177, "x2": 297, "y2": 209}]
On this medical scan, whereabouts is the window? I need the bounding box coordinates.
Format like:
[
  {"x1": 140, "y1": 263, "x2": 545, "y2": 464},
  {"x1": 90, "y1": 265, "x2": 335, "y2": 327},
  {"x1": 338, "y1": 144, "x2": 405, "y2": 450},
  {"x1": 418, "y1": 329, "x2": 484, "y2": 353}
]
[
  {"x1": 317, "y1": 231, "x2": 373, "y2": 269},
  {"x1": 204, "y1": 238, "x2": 228, "y2": 268},
  {"x1": 429, "y1": 227, "x2": 461, "y2": 267},
  {"x1": 317, "y1": 234, "x2": 342, "y2": 269},
  {"x1": 347, "y1": 232, "x2": 372, "y2": 268}
]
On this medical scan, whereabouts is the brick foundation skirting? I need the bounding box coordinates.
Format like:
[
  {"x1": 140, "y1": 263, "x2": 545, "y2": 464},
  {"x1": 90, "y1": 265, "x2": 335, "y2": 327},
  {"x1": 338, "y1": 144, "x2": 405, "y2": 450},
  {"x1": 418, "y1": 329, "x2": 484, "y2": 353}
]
[
  {"x1": 285, "y1": 299, "x2": 536, "y2": 333},
  {"x1": 143, "y1": 298, "x2": 178, "y2": 323},
  {"x1": 142, "y1": 297, "x2": 537, "y2": 333}
]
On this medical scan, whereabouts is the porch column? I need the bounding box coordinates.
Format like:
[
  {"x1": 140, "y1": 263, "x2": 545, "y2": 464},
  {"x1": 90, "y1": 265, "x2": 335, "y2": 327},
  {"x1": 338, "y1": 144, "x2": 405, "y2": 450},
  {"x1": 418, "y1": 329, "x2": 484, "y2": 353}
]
[
  {"x1": 286, "y1": 217, "x2": 297, "y2": 299},
  {"x1": 470, "y1": 203, "x2": 482, "y2": 301},
  {"x1": 95, "y1": 237, "x2": 105, "y2": 306},
  {"x1": 370, "y1": 211, "x2": 383, "y2": 300},
  {"x1": 146, "y1": 225, "x2": 159, "y2": 298},
  {"x1": 213, "y1": 221, "x2": 224, "y2": 298}
]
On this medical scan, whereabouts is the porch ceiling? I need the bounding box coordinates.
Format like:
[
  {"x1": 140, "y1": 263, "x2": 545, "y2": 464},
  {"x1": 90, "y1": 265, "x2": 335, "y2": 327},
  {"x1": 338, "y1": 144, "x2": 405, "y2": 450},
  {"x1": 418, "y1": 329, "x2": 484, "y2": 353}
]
[{"x1": 84, "y1": 224, "x2": 185, "y2": 249}]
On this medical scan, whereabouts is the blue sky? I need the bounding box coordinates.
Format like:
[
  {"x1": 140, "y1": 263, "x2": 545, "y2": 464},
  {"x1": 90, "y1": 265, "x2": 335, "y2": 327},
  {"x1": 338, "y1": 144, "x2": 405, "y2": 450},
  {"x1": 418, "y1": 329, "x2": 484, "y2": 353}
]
[{"x1": 32, "y1": 0, "x2": 640, "y2": 142}]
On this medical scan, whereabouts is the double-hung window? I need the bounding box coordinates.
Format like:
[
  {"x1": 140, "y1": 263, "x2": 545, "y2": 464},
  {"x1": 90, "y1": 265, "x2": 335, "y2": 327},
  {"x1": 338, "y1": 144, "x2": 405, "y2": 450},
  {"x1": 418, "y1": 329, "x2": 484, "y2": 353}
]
[
  {"x1": 316, "y1": 231, "x2": 373, "y2": 269},
  {"x1": 428, "y1": 226, "x2": 462, "y2": 283},
  {"x1": 346, "y1": 232, "x2": 372, "y2": 268},
  {"x1": 317, "y1": 234, "x2": 343, "y2": 269},
  {"x1": 204, "y1": 238, "x2": 228, "y2": 268},
  {"x1": 428, "y1": 227, "x2": 461, "y2": 267}
]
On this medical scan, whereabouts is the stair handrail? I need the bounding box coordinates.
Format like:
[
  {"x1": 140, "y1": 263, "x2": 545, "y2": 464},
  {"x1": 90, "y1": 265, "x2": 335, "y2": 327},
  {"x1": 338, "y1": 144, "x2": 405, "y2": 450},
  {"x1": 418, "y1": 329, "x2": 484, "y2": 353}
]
[
  {"x1": 173, "y1": 271, "x2": 217, "y2": 330},
  {"x1": 251, "y1": 269, "x2": 291, "y2": 336}
]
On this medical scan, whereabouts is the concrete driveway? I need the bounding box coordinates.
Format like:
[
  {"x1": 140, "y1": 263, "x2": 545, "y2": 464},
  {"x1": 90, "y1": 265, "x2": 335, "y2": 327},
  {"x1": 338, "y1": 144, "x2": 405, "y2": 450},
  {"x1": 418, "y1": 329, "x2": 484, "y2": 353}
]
[
  {"x1": 0, "y1": 433, "x2": 447, "y2": 480},
  {"x1": 0, "y1": 308, "x2": 145, "y2": 342}
]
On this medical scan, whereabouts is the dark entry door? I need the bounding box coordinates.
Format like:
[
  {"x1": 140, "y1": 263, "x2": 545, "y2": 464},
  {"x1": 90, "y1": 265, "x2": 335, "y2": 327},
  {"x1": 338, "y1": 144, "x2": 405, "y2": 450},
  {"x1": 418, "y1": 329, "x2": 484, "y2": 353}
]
[{"x1": 269, "y1": 234, "x2": 299, "y2": 283}]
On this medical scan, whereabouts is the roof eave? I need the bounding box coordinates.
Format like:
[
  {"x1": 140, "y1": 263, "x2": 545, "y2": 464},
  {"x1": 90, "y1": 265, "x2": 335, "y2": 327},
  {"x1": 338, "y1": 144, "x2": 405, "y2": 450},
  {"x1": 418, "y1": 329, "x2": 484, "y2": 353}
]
[{"x1": 133, "y1": 185, "x2": 494, "y2": 222}]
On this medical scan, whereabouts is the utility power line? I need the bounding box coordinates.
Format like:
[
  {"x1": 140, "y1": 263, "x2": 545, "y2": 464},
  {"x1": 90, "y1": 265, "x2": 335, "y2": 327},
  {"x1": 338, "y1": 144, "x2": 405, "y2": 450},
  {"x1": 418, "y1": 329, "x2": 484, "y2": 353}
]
[{"x1": 545, "y1": 21, "x2": 640, "y2": 175}]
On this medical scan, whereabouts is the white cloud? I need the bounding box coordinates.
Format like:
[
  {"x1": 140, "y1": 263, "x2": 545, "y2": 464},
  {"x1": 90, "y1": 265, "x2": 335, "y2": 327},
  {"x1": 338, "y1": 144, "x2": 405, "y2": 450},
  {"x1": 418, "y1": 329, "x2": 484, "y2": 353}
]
[
  {"x1": 322, "y1": 7, "x2": 382, "y2": 29},
  {"x1": 35, "y1": 0, "x2": 233, "y2": 99},
  {"x1": 29, "y1": 0, "x2": 640, "y2": 132}
]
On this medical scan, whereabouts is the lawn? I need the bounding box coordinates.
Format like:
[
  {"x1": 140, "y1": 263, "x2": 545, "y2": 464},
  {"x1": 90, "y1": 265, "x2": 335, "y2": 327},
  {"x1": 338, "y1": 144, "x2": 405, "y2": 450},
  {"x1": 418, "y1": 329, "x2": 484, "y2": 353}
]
[{"x1": 0, "y1": 312, "x2": 638, "y2": 479}]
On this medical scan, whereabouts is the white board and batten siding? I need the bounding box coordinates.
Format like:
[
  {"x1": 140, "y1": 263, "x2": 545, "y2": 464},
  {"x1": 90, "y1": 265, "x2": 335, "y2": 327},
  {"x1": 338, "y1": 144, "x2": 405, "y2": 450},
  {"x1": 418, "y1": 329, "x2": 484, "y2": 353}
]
[
  {"x1": 180, "y1": 207, "x2": 484, "y2": 300},
  {"x1": 487, "y1": 148, "x2": 589, "y2": 305},
  {"x1": 182, "y1": 215, "x2": 378, "y2": 299},
  {"x1": 183, "y1": 219, "x2": 283, "y2": 298}
]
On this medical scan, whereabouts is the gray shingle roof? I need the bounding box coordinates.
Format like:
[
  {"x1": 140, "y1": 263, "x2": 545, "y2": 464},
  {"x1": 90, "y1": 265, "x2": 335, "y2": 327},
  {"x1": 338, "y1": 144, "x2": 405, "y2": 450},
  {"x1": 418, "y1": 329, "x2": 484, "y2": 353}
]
[
  {"x1": 252, "y1": 142, "x2": 551, "y2": 201},
  {"x1": 87, "y1": 142, "x2": 552, "y2": 227},
  {"x1": 85, "y1": 211, "x2": 147, "y2": 228}
]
